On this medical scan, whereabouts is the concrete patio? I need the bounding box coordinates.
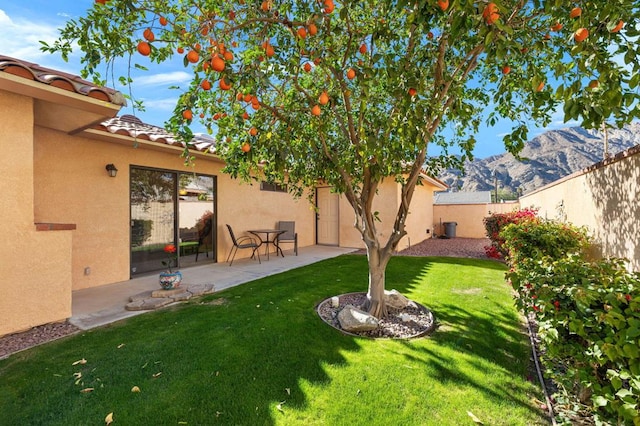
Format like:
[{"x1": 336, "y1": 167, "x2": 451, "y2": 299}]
[{"x1": 70, "y1": 245, "x2": 356, "y2": 331}]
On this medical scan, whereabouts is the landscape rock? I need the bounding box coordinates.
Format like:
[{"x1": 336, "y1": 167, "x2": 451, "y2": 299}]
[
  {"x1": 337, "y1": 305, "x2": 379, "y2": 332},
  {"x1": 384, "y1": 289, "x2": 410, "y2": 310}
]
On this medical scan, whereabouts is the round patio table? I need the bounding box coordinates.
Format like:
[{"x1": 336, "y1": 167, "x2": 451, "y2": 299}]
[{"x1": 248, "y1": 229, "x2": 286, "y2": 260}]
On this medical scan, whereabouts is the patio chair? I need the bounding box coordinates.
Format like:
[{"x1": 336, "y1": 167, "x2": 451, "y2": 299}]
[
  {"x1": 225, "y1": 224, "x2": 261, "y2": 266},
  {"x1": 276, "y1": 221, "x2": 298, "y2": 255},
  {"x1": 195, "y1": 216, "x2": 213, "y2": 262}
]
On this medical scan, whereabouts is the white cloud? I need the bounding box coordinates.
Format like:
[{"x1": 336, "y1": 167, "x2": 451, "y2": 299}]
[
  {"x1": 133, "y1": 72, "x2": 192, "y2": 87},
  {"x1": 141, "y1": 97, "x2": 180, "y2": 112},
  {"x1": 0, "y1": 9, "x2": 67, "y2": 65}
]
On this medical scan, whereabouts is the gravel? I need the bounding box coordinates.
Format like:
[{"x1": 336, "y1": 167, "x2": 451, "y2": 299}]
[
  {"x1": 0, "y1": 238, "x2": 492, "y2": 358},
  {"x1": 317, "y1": 292, "x2": 436, "y2": 339}
]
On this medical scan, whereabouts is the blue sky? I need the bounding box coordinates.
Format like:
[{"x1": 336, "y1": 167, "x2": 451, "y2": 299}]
[{"x1": 0, "y1": 0, "x2": 580, "y2": 159}]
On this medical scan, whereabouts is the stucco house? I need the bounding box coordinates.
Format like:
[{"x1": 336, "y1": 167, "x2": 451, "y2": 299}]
[{"x1": 0, "y1": 55, "x2": 446, "y2": 337}]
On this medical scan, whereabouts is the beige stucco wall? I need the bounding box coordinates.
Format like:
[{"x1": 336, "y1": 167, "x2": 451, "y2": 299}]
[
  {"x1": 520, "y1": 150, "x2": 640, "y2": 271},
  {"x1": 0, "y1": 90, "x2": 72, "y2": 336},
  {"x1": 433, "y1": 202, "x2": 520, "y2": 238},
  {"x1": 33, "y1": 127, "x2": 316, "y2": 291},
  {"x1": 338, "y1": 177, "x2": 439, "y2": 250}
]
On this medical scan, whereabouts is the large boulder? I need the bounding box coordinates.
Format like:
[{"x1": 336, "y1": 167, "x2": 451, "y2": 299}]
[
  {"x1": 384, "y1": 289, "x2": 410, "y2": 310},
  {"x1": 337, "y1": 305, "x2": 379, "y2": 332}
]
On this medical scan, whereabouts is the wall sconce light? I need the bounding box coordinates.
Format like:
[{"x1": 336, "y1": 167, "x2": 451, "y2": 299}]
[{"x1": 105, "y1": 164, "x2": 118, "y2": 178}]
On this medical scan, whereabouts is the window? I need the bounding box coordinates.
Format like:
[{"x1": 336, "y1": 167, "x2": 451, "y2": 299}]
[{"x1": 260, "y1": 181, "x2": 287, "y2": 193}]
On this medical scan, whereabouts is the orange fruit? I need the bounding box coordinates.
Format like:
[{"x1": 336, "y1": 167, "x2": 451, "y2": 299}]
[
  {"x1": 611, "y1": 20, "x2": 624, "y2": 33},
  {"x1": 551, "y1": 23, "x2": 563, "y2": 32},
  {"x1": 502, "y1": 65, "x2": 511, "y2": 75},
  {"x1": 219, "y1": 78, "x2": 232, "y2": 90},
  {"x1": 324, "y1": 0, "x2": 334, "y2": 14},
  {"x1": 223, "y1": 50, "x2": 234, "y2": 61},
  {"x1": 241, "y1": 142, "x2": 251, "y2": 152},
  {"x1": 261, "y1": 1, "x2": 270, "y2": 12},
  {"x1": 588, "y1": 80, "x2": 599, "y2": 89},
  {"x1": 242, "y1": 111, "x2": 250, "y2": 120},
  {"x1": 304, "y1": 62, "x2": 312, "y2": 72},
  {"x1": 535, "y1": 81, "x2": 545, "y2": 92},
  {"x1": 182, "y1": 109, "x2": 193, "y2": 120},
  {"x1": 311, "y1": 105, "x2": 321, "y2": 116},
  {"x1": 297, "y1": 27, "x2": 307, "y2": 38},
  {"x1": 569, "y1": 7, "x2": 582, "y2": 19},
  {"x1": 437, "y1": 0, "x2": 449, "y2": 11},
  {"x1": 95, "y1": 0, "x2": 107, "y2": 4},
  {"x1": 265, "y1": 43, "x2": 275, "y2": 57},
  {"x1": 346, "y1": 68, "x2": 356, "y2": 79},
  {"x1": 308, "y1": 23, "x2": 318, "y2": 36},
  {"x1": 313, "y1": 57, "x2": 321, "y2": 65},
  {"x1": 244, "y1": 94, "x2": 253, "y2": 102},
  {"x1": 408, "y1": 87, "x2": 417, "y2": 97},
  {"x1": 483, "y1": 3, "x2": 499, "y2": 25},
  {"x1": 359, "y1": 43, "x2": 367, "y2": 54},
  {"x1": 143, "y1": 28, "x2": 155, "y2": 42},
  {"x1": 236, "y1": 93, "x2": 243, "y2": 101},
  {"x1": 319, "y1": 91, "x2": 329, "y2": 105},
  {"x1": 574, "y1": 28, "x2": 589, "y2": 43},
  {"x1": 229, "y1": 10, "x2": 236, "y2": 20},
  {"x1": 137, "y1": 41, "x2": 151, "y2": 56},
  {"x1": 249, "y1": 127, "x2": 258, "y2": 136},
  {"x1": 211, "y1": 55, "x2": 225, "y2": 72},
  {"x1": 543, "y1": 33, "x2": 551, "y2": 41},
  {"x1": 427, "y1": 31, "x2": 434, "y2": 39},
  {"x1": 201, "y1": 79, "x2": 212, "y2": 90},
  {"x1": 187, "y1": 50, "x2": 200, "y2": 63},
  {"x1": 177, "y1": 46, "x2": 185, "y2": 54},
  {"x1": 159, "y1": 16, "x2": 168, "y2": 26}
]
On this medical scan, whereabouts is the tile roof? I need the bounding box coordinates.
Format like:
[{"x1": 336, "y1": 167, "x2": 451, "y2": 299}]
[
  {"x1": 0, "y1": 55, "x2": 126, "y2": 106},
  {"x1": 96, "y1": 115, "x2": 218, "y2": 154}
]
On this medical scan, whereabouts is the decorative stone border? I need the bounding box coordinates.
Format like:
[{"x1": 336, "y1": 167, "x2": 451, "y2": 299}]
[{"x1": 316, "y1": 292, "x2": 437, "y2": 339}]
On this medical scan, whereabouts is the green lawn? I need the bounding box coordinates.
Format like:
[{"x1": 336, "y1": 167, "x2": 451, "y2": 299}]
[{"x1": 0, "y1": 255, "x2": 549, "y2": 425}]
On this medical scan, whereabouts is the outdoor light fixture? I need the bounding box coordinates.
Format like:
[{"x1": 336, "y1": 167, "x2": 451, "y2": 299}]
[{"x1": 105, "y1": 163, "x2": 118, "y2": 178}]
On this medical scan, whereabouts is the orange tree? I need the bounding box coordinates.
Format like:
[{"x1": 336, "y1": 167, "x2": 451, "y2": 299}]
[{"x1": 44, "y1": 0, "x2": 640, "y2": 317}]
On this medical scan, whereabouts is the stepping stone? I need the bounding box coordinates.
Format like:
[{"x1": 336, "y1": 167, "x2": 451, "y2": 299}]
[
  {"x1": 130, "y1": 290, "x2": 154, "y2": 302},
  {"x1": 125, "y1": 297, "x2": 173, "y2": 311},
  {"x1": 152, "y1": 288, "x2": 186, "y2": 298},
  {"x1": 187, "y1": 283, "x2": 215, "y2": 296},
  {"x1": 171, "y1": 292, "x2": 192, "y2": 302}
]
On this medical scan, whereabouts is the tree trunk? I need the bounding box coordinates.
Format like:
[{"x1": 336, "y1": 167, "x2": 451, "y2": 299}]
[{"x1": 363, "y1": 242, "x2": 393, "y2": 318}]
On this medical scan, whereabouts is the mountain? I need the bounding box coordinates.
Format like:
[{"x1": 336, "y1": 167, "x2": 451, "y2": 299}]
[{"x1": 438, "y1": 122, "x2": 640, "y2": 196}]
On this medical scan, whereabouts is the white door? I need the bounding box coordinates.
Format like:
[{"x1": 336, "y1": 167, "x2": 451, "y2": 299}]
[{"x1": 317, "y1": 187, "x2": 339, "y2": 246}]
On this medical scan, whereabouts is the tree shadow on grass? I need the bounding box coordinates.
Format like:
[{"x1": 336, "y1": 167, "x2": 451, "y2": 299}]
[
  {"x1": 0, "y1": 257, "x2": 366, "y2": 425},
  {"x1": 0, "y1": 255, "x2": 541, "y2": 425}
]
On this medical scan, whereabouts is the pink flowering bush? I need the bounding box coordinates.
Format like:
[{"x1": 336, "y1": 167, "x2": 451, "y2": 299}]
[{"x1": 482, "y1": 207, "x2": 538, "y2": 259}]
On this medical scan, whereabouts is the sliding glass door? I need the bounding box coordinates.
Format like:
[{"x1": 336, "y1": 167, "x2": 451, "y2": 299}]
[{"x1": 130, "y1": 167, "x2": 216, "y2": 276}]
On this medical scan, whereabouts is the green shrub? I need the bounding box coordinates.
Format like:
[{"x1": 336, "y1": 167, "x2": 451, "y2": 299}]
[
  {"x1": 483, "y1": 208, "x2": 538, "y2": 258},
  {"x1": 501, "y1": 219, "x2": 590, "y2": 267},
  {"x1": 502, "y1": 219, "x2": 640, "y2": 424}
]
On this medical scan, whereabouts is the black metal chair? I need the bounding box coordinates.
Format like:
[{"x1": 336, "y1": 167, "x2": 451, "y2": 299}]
[
  {"x1": 195, "y1": 217, "x2": 213, "y2": 262},
  {"x1": 225, "y1": 224, "x2": 261, "y2": 266},
  {"x1": 276, "y1": 221, "x2": 298, "y2": 255}
]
